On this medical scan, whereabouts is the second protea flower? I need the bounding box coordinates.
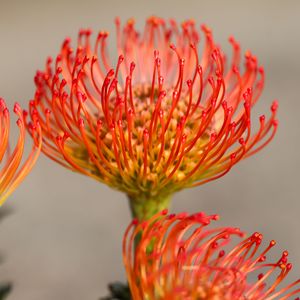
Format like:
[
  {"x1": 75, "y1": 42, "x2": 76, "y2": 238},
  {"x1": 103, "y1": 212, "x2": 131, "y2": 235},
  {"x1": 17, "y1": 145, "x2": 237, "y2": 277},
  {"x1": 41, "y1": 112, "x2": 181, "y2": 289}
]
[
  {"x1": 0, "y1": 98, "x2": 41, "y2": 206},
  {"x1": 28, "y1": 17, "x2": 278, "y2": 219},
  {"x1": 123, "y1": 211, "x2": 300, "y2": 299}
]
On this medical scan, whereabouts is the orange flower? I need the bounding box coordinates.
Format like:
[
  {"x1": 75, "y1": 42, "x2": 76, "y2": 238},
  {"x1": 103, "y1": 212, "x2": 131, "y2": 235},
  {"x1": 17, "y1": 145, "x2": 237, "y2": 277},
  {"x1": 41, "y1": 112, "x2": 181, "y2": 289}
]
[
  {"x1": 0, "y1": 98, "x2": 41, "y2": 206},
  {"x1": 28, "y1": 17, "x2": 278, "y2": 219},
  {"x1": 123, "y1": 210, "x2": 299, "y2": 300}
]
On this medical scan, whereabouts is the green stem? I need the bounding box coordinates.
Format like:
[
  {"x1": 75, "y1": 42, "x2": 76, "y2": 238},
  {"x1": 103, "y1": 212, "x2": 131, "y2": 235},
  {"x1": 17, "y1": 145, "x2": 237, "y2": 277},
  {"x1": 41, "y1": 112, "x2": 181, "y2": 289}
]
[{"x1": 128, "y1": 194, "x2": 172, "y2": 221}]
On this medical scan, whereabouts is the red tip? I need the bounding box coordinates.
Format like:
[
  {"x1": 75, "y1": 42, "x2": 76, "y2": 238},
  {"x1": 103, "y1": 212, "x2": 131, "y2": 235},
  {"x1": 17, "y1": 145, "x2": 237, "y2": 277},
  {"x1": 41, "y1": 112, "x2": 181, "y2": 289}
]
[
  {"x1": 282, "y1": 250, "x2": 289, "y2": 257},
  {"x1": 2, "y1": 107, "x2": 9, "y2": 116},
  {"x1": 161, "y1": 209, "x2": 168, "y2": 215},
  {"x1": 56, "y1": 135, "x2": 62, "y2": 142},
  {"x1": 167, "y1": 213, "x2": 175, "y2": 219},
  {"x1": 13, "y1": 103, "x2": 21, "y2": 114},
  {"x1": 271, "y1": 100, "x2": 279, "y2": 112},
  {"x1": 63, "y1": 131, "x2": 70, "y2": 139},
  {"x1": 118, "y1": 55, "x2": 124, "y2": 63},
  {"x1": 107, "y1": 69, "x2": 115, "y2": 77},
  {"x1": 132, "y1": 218, "x2": 138, "y2": 225},
  {"x1": 258, "y1": 273, "x2": 264, "y2": 280},
  {"x1": 212, "y1": 214, "x2": 219, "y2": 220},
  {"x1": 239, "y1": 138, "x2": 245, "y2": 145},
  {"x1": 78, "y1": 118, "x2": 84, "y2": 127},
  {"x1": 258, "y1": 255, "x2": 266, "y2": 262},
  {"x1": 259, "y1": 115, "x2": 265, "y2": 122},
  {"x1": 115, "y1": 17, "x2": 120, "y2": 25},
  {"x1": 130, "y1": 62, "x2": 135, "y2": 72},
  {"x1": 16, "y1": 118, "x2": 22, "y2": 126},
  {"x1": 143, "y1": 128, "x2": 149, "y2": 137},
  {"x1": 44, "y1": 108, "x2": 51, "y2": 115}
]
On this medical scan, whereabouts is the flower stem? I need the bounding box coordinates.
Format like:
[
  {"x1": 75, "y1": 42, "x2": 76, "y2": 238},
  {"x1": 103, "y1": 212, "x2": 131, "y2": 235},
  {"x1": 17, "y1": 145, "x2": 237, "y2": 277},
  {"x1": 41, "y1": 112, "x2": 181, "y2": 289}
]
[{"x1": 128, "y1": 194, "x2": 172, "y2": 221}]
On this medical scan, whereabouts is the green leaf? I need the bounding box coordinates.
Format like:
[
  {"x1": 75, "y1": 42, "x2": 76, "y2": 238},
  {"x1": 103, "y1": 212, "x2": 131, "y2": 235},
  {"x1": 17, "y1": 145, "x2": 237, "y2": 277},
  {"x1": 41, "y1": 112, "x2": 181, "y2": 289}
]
[
  {"x1": 100, "y1": 282, "x2": 131, "y2": 300},
  {"x1": 0, "y1": 283, "x2": 12, "y2": 300}
]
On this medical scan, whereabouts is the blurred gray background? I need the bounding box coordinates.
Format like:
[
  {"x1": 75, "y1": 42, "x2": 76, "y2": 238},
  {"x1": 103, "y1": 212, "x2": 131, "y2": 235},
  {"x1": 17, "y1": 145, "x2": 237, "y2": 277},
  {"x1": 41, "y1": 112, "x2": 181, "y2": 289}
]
[{"x1": 0, "y1": 0, "x2": 299, "y2": 299}]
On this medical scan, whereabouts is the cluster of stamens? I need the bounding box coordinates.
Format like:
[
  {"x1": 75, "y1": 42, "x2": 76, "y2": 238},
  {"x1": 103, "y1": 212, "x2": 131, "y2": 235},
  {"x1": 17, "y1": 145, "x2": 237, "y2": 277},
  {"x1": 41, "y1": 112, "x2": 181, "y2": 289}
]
[
  {"x1": 27, "y1": 17, "x2": 278, "y2": 200},
  {"x1": 0, "y1": 98, "x2": 41, "y2": 205},
  {"x1": 123, "y1": 210, "x2": 300, "y2": 300}
]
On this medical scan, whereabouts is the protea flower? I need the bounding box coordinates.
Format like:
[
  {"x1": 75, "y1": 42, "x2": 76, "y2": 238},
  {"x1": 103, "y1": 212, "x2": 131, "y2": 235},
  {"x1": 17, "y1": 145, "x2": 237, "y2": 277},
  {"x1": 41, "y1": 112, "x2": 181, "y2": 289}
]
[
  {"x1": 0, "y1": 98, "x2": 41, "y2": 206},
  {"x1": 28, "y1": 17, "x2": 278, "y2": 220},
  {"x1": 123, "y1": 210, "x2": 300, "y2": 299}
]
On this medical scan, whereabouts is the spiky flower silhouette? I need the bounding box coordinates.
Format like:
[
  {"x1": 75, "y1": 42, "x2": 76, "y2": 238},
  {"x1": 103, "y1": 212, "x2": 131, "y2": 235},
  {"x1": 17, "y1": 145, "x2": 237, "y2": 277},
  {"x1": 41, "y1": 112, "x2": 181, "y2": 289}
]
[
  {"x1": 0, "y1": 98, "x2": 41, "y2": 206},
  {"x1": 28, "y1": 17, "x2": 278, "y2": 219},
  {"x1": 123, "y1": 210, "x2": 300, "y2": 299}
]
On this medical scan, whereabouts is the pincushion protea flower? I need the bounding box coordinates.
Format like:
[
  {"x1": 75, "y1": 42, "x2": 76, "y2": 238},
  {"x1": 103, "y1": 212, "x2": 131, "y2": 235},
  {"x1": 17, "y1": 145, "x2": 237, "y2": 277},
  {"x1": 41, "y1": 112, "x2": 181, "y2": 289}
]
[
  {"x1": 27, "y1": 17, "x2": 278, "y2": 220},
  {"x1": 0, "y1": 98, "x2": 41, "y2": 206},
  {"x1": 123, "y1": 210, "x2": 300, "y2": 300}
]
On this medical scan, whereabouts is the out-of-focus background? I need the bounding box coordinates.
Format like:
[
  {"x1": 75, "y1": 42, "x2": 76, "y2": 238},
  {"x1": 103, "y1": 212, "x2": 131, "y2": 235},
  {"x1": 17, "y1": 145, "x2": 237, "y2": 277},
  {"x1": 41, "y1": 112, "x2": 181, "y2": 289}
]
[{"x1": 0, "y1": 0, "x2": 299, "y2": 299}]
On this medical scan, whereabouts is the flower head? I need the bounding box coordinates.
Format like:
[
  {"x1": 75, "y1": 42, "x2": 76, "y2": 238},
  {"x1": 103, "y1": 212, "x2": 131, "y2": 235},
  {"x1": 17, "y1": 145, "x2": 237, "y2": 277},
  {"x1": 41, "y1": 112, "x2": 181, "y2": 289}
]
[
  {"x1": 0, "y1": 98, "x2": 41, "y2": 206},
  {"x1": 123, "y1": 210, "x2": 300, "y2": 299},
  {"x1": 28, "y1": 17, "x2": 278, "y2": 205}
]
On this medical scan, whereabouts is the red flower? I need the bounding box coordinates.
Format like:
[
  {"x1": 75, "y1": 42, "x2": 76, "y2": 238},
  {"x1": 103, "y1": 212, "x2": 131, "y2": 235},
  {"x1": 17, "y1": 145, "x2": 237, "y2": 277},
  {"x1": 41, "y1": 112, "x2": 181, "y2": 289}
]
[
  {"x1": 28, "y1": 17, "x2": 278, "y2": 218},
  {"x1": 123, "y1": 210, "x2": 300, "y2": 299},
  {"x1": 0, "y1": 98, "x2": 41, "y2": 206}
]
